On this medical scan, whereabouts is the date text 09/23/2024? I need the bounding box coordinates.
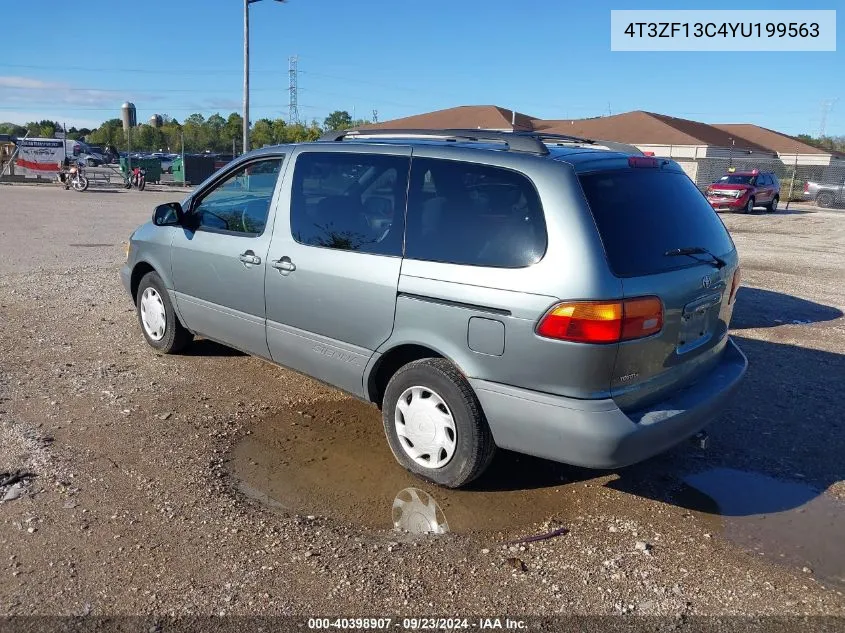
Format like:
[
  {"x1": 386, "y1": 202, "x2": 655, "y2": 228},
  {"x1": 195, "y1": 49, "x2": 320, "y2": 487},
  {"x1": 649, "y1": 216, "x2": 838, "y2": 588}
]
[{"x1": 307, "y1": 618, "x2": 526, "y2": 630}]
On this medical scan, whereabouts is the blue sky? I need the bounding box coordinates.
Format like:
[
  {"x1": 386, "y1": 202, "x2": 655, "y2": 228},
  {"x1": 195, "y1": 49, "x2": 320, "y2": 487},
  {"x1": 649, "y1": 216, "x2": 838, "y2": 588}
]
[{"x1": 0, "y1": 0, "x2": 841, "y2": 136}]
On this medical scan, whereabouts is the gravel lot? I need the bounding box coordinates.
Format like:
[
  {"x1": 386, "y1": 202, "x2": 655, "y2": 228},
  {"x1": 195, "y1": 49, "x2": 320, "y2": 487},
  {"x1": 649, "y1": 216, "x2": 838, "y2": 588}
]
[{"x1": 0, "y1": 185, "x2": 843, "y2": 621}]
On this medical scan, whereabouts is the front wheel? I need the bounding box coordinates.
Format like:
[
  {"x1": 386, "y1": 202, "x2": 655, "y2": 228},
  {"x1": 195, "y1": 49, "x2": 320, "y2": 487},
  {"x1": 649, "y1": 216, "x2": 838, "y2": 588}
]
[
  {"x1": 72, "y1": 176, "x2": 89, "y2": 192},
  {"x1": 138, "y1": 178, "x2": 146, "y2": 191},
  {"x1": 136, "y1": 271, "x2": 192, "y2": 354},
  {"x1": 744, "y1": 197, "x2": 755, "y2": 213},
  {"x1": 382, "y1": 358, "x2": 496, "y2": 488}
]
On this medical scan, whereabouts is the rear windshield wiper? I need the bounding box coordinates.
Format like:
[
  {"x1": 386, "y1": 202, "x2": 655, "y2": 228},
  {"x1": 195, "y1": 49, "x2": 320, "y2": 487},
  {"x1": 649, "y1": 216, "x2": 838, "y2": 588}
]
[{"x1": 664, "y1": 246, "x2": 727, "y2": 269}]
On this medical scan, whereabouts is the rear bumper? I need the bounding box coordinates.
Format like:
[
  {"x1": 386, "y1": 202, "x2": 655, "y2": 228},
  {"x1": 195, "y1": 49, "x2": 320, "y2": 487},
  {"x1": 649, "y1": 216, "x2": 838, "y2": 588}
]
[{"x1": 470, "y1": 337, "x2": 747, "y2": 469}]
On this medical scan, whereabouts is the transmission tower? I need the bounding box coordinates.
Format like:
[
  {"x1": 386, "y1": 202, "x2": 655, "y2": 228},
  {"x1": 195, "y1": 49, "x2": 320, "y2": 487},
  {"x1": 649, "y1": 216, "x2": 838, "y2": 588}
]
[
  {"x1": 372, "y1": 109, "x2": 378, "y2": 123},
  {"x1": 288, "y1": 55, "x2": 299, "y2": 125},
  {"x1": 819, "y1": 98, "x2": 838, "y2": 138}
]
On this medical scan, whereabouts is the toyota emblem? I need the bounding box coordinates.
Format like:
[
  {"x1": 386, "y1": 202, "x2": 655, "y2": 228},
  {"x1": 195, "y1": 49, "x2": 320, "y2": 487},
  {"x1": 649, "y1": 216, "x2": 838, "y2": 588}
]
[{"x1": 701, "y1": 275, "x2": 712, "y2": 289}]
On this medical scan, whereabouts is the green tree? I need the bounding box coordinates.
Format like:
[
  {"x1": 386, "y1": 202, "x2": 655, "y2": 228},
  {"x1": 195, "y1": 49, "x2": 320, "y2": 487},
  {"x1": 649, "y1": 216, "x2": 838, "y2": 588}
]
[
  {"x1": 323, "y1": 110, "x2": 352, "y2": 131},
  {"x1": 223, "y1": 112, "x2": 244, "y2": 153},
  {"x1": 251, "y1": 118, "x2": 274, "y2": 148},
  {"x1": 271, "y1": 118, "x2": 288, "y2": 144},
  {"x1": 206, "y1": 113, "x2": 226, "y2": 151},
  {"x1": 88, "y1": 119, "x2": 125, "y2": 150},
  {"x1": 24, "y1": 120, "x2": 61, "y2": 138},
  {"x1": 182, "y1": 113, "x2": 207, "y2": 151},
  {"x1": 0, "y1": 122, "x2": 26, "y2": 136}
]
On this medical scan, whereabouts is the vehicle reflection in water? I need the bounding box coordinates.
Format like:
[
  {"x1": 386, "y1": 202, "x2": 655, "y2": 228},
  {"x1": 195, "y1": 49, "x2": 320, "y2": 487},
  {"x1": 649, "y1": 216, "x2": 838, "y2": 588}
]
[{"x1": 392, "y1": 488, "x2": 450, "y2": 534}]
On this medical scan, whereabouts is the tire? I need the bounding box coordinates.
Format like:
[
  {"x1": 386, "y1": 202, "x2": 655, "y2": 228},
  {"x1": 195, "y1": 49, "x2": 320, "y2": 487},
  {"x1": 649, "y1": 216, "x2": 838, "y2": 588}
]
[
  {"x1": 72, "y1": 176, "x2": 89, "y2": 192},
  {"x1": 138, "y1": 178, "x2": 146, "y2": 191},
  {"x1": 382, "y1": 358, "x2": 496, "y2": 488},
  {"x1": 816, "y1": 191, "x2": 835, "y2": 208},
  {"x1": 135, "y1": 271, "x2": 192, "y2": 354},
  {"x1": 768, "y1": 196, "x2": 779, "y2": 212},
  {"x1": 744, "y1": 197, "x2": 755, "y2": 213},
  {"x1": 87, "y1": 158, "x2": 96, "y2": 167},
  {"x1": 124, "y1": 182, "x2": 132, "y2": 190}
]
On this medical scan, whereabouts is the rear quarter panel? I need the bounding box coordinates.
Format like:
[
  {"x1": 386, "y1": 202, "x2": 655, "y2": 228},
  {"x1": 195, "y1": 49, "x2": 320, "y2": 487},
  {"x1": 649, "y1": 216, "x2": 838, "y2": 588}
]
[{"x1": 381, "y1": 146, "x2": 623, "y2": 399}]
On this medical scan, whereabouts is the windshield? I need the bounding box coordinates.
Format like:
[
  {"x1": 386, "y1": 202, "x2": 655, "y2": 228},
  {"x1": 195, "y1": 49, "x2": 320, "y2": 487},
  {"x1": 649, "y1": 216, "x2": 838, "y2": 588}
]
[
  {"x1": 579, "y1": 169, "x2": 734, "y2": 277},
  {"x1": 717, "y1": 174, "x2": 754, "y2": 185}
]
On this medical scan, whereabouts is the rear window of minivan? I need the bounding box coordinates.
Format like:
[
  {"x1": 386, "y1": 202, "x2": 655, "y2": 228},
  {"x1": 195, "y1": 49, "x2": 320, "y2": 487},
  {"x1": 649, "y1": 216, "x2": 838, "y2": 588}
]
[{"x1": 578, "y1": 169, "x2": 734, "y2": 277}]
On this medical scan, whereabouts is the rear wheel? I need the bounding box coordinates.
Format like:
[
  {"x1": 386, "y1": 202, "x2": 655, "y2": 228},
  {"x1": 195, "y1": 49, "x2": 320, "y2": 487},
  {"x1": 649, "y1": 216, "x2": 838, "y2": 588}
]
[
  {"x1": 816, "y1": 191, "x2": 835, "y2": 208},
  {"x1": 136, "y1": 271, "x2": 192, "y2": 354},
  {"x1": 138, "y1": 178, "x2": 146, "y2": 191},
  {"x1": 768, "y1": 196, "x2": 778, "y2": 212},
  {"x1": 382, "y1": 358, "x2": 495, "y2": 488}
]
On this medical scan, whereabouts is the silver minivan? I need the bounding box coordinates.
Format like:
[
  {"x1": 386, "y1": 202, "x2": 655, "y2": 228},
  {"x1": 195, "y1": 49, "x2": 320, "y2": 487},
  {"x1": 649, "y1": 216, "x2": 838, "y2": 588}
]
[{"x1": 121, "y1": 129, "x2": 747, "y2": 488}]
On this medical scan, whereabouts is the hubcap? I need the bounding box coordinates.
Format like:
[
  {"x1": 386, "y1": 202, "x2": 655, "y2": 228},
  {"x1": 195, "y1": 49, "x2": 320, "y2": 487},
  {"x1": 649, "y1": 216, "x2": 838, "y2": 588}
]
[
  {"x1": 394, "y1": 386, "x2": 457, "y2": 469},
  {"x1": 139, "y1": 287, "x2": 167, "y2": 341},
  {"x1": 392, "y1": 487, "x2": 450, "y2": 534}
]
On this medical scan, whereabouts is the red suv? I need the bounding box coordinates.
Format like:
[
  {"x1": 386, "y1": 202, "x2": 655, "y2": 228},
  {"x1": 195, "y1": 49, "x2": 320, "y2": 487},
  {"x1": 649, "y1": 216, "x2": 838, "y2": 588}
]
[{"x1": 705, "y1": 169, "x2": 780, "y2": 213}]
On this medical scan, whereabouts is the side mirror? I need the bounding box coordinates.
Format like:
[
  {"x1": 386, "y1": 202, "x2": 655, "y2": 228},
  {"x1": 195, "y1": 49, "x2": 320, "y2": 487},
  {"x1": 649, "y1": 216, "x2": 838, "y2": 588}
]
[{"x1": 152, "y1": 202, "x2": 183, "y2": 226}]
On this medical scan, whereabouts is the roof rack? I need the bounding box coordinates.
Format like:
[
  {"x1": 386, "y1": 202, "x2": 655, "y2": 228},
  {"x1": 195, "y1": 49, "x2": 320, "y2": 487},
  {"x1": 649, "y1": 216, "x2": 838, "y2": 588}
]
[
  {"x1": 319, "y1": 128, "x2": 550, "y2": 155},
  {"x1": 522, "y1": 131, "x2": 643, "y2": 156},
  {"x1": 318, "y1": 128, "x2": 643, "y2": 156}
]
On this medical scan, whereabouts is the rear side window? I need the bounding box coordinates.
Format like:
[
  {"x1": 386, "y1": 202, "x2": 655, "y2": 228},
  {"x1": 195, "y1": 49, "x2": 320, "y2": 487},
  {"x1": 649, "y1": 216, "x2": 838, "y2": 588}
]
[
  {"x1": 406, "y1": 158, "x2": 547, "y2": 268},
  {"x1": 579, "y1": 169, "x2": 734, "y2": 277},
  {"x1": 290, "y1": 152, "x2": 409, "y2": 256}
]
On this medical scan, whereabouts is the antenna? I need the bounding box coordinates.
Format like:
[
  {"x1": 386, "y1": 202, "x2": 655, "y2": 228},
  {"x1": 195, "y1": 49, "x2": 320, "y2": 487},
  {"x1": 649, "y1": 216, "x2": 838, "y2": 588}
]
[
  {"x1": 819, "y1": 98, "x2": 838, "y2": 138},
  {"x1": 288, "y1": 55, "x2": 299, "y2": 125}
]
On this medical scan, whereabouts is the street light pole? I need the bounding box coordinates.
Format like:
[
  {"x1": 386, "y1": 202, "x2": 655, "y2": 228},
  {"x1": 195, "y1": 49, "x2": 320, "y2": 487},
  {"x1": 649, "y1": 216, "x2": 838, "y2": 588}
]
[
  {"x1": 243, "y1": 0, "x2": 284, "y2": 155},
  {"x1": 243, "y1": 0, "x2": 250, "y2": 154}
]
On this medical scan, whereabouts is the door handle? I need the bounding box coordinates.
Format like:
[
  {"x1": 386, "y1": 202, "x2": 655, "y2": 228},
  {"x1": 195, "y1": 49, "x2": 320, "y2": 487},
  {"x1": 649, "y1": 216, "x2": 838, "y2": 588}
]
[
  {"x1": 238, "y1": 250, "x2": 261, "y2": 265},
  {"x1": 272, "y1": 256, "x2": 296, "y2": 273}
]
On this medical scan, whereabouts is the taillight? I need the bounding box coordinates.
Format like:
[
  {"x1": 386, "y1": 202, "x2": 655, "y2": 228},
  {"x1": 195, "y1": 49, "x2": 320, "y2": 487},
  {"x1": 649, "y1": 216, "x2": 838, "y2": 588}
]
[
  {"x1": 729, "y1": 267, "x2": 741, "y2": 304},
  {"x1": 537, "y1": 297, "x2": 663, "y2": 344},
  {"x1": 628, "y1": 156, "x2": 658, "y2": 168}
]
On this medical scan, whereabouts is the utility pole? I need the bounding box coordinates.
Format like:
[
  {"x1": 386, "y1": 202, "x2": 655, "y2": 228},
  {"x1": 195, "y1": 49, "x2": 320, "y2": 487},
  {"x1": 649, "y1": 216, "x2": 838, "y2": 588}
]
[
  {"x1": 243, "y1": 0, "x2": 250, "y2": 153},
  {"x1": 244, "y1": 0, "x2": 286, "y2": 153}
]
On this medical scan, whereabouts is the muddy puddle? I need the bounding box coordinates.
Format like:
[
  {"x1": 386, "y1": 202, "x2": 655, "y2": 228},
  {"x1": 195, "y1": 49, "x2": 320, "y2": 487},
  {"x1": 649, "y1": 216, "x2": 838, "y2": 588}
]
[
  {"x1": 228, "y1": 399, "x2": 604, "y2": 535},
  {"x1": 674, "y1": 468, "x2": 845, "y2": 587},
  {"x1": 229, "y1": 400, "x2": 845, "y2": 586}
]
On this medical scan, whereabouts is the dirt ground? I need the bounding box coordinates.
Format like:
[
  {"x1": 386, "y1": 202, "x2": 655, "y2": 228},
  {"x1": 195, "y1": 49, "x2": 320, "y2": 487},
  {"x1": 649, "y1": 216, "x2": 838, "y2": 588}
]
[{"x1": 0, "y1": 185, "x2": 844, "y2": 622}]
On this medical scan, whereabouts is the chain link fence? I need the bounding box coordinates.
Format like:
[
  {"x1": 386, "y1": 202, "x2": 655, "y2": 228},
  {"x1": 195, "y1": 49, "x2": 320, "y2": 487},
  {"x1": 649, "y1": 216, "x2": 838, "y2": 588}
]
[{"x1": 669, "y1": 156, "x2": 845, "y2": 207}]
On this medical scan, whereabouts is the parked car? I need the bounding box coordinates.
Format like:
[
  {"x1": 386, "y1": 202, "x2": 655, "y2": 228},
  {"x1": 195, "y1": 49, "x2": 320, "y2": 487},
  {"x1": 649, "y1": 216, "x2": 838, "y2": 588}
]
[
  {"x1": 705, "y1": 169, "x2": 780, "y2": 213},
  {"x1": 803, "y1": 168, "x2": 845, "y2": 208},
  {"x1": 121, "y1": 129, "x2": 747, "y2": 488}
]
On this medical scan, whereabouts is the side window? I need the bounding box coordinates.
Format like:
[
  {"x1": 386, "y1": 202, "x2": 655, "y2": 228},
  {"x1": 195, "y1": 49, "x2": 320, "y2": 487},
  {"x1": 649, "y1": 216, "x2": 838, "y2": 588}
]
[
  {"x1": 405, "y1": 158, "x2": 547, "y2": 268},
  {"x1": 290, "y1": 152, "x2": 409, "y2": 256},
  {"x1": 192, "y1": 157, "x2": 284, "y2": 235}
]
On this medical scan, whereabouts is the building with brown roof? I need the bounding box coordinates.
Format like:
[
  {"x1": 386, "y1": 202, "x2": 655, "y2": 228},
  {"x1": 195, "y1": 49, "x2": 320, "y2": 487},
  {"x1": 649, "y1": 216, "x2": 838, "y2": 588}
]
[{"x1": 366, "y1": 105, "x2": 842, "y2": 170}]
